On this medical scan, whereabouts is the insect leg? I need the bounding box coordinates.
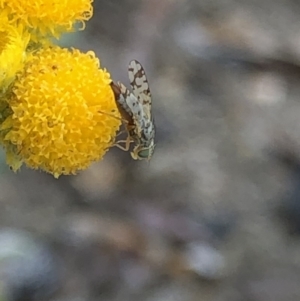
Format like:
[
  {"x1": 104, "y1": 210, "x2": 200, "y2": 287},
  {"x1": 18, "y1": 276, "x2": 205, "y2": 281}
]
[
  {"x1": 97, "y1": 110, "x2": 129, "y2": 124},
  {"x1": 112, "y1": 136, "x2": 133, "y2": 151}
]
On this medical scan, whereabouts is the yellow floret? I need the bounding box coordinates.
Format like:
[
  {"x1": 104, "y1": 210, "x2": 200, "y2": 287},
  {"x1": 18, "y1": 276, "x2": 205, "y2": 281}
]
[
  {"x1": 0, "y1": 0, "x2": 93, "y2": 38},
  {"x1": 0, "y1": 16, "x2": 30, "y2": 91},
  {"x1": 1, "y1": 46, "x2": 121, "y2": 178}
]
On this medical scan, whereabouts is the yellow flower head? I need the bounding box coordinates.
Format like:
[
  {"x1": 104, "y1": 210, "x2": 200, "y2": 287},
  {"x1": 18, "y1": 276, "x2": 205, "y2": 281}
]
[
  {"x1": 1, "y1": 46, "x2": 121, "y2": 178},
  {"x1": 0, "y1": 16, "x2": 30, "y2": 90},
  {"x1": 0, "y1": 0, "x2": 93, "y2": 38}
]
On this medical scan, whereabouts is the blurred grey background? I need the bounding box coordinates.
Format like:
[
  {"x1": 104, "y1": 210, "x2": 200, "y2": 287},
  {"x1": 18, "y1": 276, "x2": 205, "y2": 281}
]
[{"x1": 1, "y1": 1, "x2": 300, "y2": 300}]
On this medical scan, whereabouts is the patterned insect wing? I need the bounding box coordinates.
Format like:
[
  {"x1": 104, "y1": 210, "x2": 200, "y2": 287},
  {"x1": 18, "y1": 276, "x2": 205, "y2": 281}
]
[
  {"x1": 143, "y1": 120, "x2": 155, "y2": 142},
  {"x1": 110, "y1": 81, "x2": 133, "y2": 122},
  {"x1": 128, "y1": 60, "x2": 152, "y2": 119},
  {"x1": 110, "y1": 80, "x2": 145, "y2": 145}
]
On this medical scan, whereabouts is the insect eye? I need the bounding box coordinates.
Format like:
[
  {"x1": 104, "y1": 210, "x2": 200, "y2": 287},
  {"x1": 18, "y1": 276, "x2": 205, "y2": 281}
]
[{"x1": 138, "y1": 149, "x2": 150, "y2": 158}]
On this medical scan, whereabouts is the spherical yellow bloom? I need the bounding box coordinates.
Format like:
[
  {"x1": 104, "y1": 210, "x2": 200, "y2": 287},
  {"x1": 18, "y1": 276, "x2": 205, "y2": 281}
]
[
  {"x1": 1, "y1": 46, "x2": 121, "y2": 178},
  {"x1": 0, "y1": 17, "x2": 30, "y2": 90},
  {"x1": 0, "y1": 0, "x2": 93, "y2": 38}
]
